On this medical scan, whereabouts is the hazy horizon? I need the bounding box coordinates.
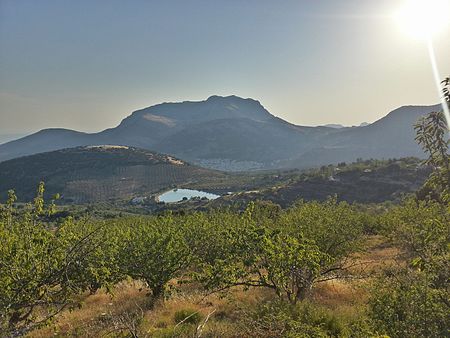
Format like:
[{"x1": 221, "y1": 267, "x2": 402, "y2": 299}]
[{"x1": 1, "y1": 0, "x2": 449, "y2": 134}]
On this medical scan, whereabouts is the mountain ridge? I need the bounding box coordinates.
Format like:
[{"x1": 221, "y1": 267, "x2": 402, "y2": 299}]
[{"x1": 0, "y1": 96, "x2": 441, "y2": 170}]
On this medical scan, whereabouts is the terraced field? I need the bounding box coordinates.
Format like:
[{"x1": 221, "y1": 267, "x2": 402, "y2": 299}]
[{"x1": 0, "y1": 146, "x2": 227, "y2": 203}]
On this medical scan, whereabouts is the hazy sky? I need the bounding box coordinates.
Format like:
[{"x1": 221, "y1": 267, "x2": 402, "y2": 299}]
[{"x1": 1, "y1": 0, "x2": 449, "y2": 134}]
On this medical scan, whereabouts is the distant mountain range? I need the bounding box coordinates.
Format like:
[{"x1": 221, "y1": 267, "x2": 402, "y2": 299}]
[
  {"x1": 321, "y1": 122, "x2": 369, "y2": 129},
  {"x1": 0, "y1": 96, "x2": 440, "y2": 170},
  {"x1": 0, "y1": 133, "x2": 29, "y2": 145},
  {"x1": 322, "y1": 124, "x2": 348, "y2": 129}
]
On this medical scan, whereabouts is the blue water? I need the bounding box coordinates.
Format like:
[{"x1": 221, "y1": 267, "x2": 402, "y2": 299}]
[{"x1": 158, "y1": 189, "x2": 220, "y2": 203}]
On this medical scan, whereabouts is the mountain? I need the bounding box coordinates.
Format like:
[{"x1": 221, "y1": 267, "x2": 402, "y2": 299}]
[
  {"x1": 286, "y1": 104, "x2": 441, "y2": 168},
  {"x1": 320, "y1": 122, "x2": 370, "y2": 129},
  {"x1": 0, "y1": 146, "x2": 225, "y2": 203},
  {"x1": 321, "y1": 124, "x2": 346, "y2": 129},
  {"x1": 0, "y1": 133, "x2": 29, "y2": 144},
  {"x1": 0, "y1": 129, "x2": 95, "y2": 163},
  {"x1": 99, "y1": 95, "x2": 322, "y2": 165},
  {"x1": 0, "y1": 96, "x2": 441, "y2": 170}
]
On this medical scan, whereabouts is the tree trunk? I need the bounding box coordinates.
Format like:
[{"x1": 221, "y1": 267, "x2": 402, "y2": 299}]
[
  {"x1": 294, "y1": 282, "x2": 313, "y2": 304},
  {"x1": 151, "y1": 284, "x2": 164, "y2": 300}
]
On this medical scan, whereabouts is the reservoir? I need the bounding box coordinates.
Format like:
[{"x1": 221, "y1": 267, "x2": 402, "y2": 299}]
[{"x1": 158, "y1": 188, "x2": 220, "y2": 203}]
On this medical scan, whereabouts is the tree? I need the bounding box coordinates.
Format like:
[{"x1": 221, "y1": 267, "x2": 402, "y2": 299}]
[
  {"x1": 0, "y1": 184, "x2": 101, "y2": 336},
  {"x1": 414, "y1": 78, "x2": 450, "y2": 203},
  {"x1": 272, "y1": 198, "x2": 366, "y2": 301},
  {"x1": 190, "y1": 200, "x2": 366, "y2": 304},
  {"x1": 56, "y1": 218, "x2": 125, "y2": 295},
  {"x1": 119, "y1": 215, "x2": 191, "y2": 301}
]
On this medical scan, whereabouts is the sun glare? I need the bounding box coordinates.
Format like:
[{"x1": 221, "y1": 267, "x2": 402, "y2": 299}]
[{"x1": 394, "y1": 0, "x2": 450, "y2": 39}]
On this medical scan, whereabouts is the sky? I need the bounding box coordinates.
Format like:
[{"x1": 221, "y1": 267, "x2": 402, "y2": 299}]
[{"x1": 1, "y1": 0, "x2": 449, "y2": 135}]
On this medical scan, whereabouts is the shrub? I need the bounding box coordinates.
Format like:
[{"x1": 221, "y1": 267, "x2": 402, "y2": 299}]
[
  {"x1": 241, "y1": 300, "x2": 373, "y2": 338},
  {"x1": 370, "y1": 199, "x2": 449, "y2": 338}
]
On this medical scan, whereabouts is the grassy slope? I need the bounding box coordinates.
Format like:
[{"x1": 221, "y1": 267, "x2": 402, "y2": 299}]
[{"x1": 0, "y1": 146, "x2": 228, "y2": 203}]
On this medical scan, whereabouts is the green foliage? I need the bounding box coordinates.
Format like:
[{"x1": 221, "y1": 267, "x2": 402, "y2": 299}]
[
  {"x1": 118, "y1": 215, "x2": 191, "y2": 300},
  {"x1": 56, "y1": 218, "x2": 125, "y2": 294},
  {"x1": 183, "y1": 209, "x2": 258, "y2": 293},
  {"x1": 370, "y1": 199, "x2": 450, "y2": 338},
  {"x1": 369, "y1": 85, "x2": 450, "y2": 338},
  {"x1": 0, "y1": 184, "x2": 102, "y2": 336},
  {"x1": 0, "y1": 183, "x2": 131, "y2": 336},
  {"x1": 190, "y1": 199, "x2": 366, "y2": 304},
  {"x1": 370, "y1": 269, "x2": 449, "y2": 338},
  {"x1": 414, "y1": 88, "x2": 449, "y2": 203},
  {"x1": 280, "y1": 198, "x2": 366, "y2": 265},
  {"x1": 241, "y1": 300, "x2": 373, "y2": 338},
  {"x1": 415, "y1": 111, "x2": 449, "y2": 169},
  {"x1": 381, "y1": 199, "x2": 449, "y2": 267},
  {"x1": 0, "y1": 163, "x2": 445, "y2": 337}
]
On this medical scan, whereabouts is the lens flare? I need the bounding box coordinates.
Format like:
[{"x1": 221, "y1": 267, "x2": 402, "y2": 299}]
[
  {"x1": 394, "y1": 0, "x2": 450, "y2": 39},
  {"x1": 427, "y1": 40, "x2": 450, "y2": 129},
  {"x1": 394, "y1": 0, "x2": 450, "y2": 129}
]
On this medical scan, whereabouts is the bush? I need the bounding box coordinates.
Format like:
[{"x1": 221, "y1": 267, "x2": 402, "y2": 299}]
[
  {"x1": 0, "y1": 185, "x2": 112, "y2": 336},
  {"x1": 370, "y1": 269, "x2": 449, "y2": 338},
  {"x1": 241, "y1": 300, "x2": 373, "y2": 338},
  {"x1": 370, "y1": 199, "x2": 449, "y2": 338}
]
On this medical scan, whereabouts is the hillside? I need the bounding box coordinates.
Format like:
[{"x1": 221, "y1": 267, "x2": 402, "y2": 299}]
[
  {"x1": 0, "y1": 146, "x2": 226, "y2": 203},
  {"x1": 91, "y1": 158, "x2": 430, "y2": 216},
  {"x1": 0, "y1": 96, "x2": 441, "y2": 170},
  {"x1": 206, "y1": 158, "x2": 430, "y2": 208},
  {"x1": 286, "y1": 105, "x2": 442, "y2": 168}
]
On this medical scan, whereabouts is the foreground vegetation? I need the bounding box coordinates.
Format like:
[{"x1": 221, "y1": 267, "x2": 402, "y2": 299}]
[
  {"x1": 1, "y1": 188, "x2": 448, "y2": 337},
  {"x1": 1, "y1": 88, "x2": 449, "y2": 337}
]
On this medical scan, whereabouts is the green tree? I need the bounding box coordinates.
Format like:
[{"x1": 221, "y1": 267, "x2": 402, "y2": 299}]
[
  {"x1": 414, "y1": 79, "x2": 450, "y2": 203},
  {"x1": 119, "y1": 215, "x2": 191, "y2": 301},
  {"x1": 0, "y1": 184, "x2": 101, "y2": 336},
  {"x1": 56, "y1": 218, "x2": 125, "y2": 295},
  {"x1": 190, "y1": 200, "x2": 366, "y2": 304}
]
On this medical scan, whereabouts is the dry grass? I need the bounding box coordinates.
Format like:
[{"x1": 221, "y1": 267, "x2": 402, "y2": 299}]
[
  {"x1": 312, "y1": 235, "x2": 402, "y2": 317},
  {"x1": 144, "y1": 286, "x2": 274, "y2": 336},
  {"x1": 29, "y1": 281, "x2": 149, "y2": 338},
  {"x1": 28, "y1": 235, "x2": 398, "y2": 337},
  {"x1": 28, "y1": 281, "x2": 273, "y2": 337},
  {"x1": 360, "y1": 235, "x2": 401, "y2": 271},
  {"x1": 313, "y1": 280, "x2": 366, "y2": 309}
]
